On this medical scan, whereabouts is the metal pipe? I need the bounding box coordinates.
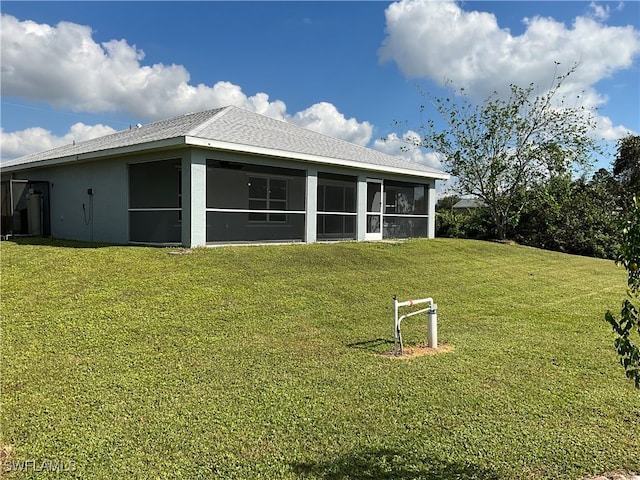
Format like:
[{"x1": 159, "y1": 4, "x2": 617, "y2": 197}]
[
  {"x1": 427, "y1": 304, "x2": 438, "y2": 349},
  {"x1": 393, "y1": 295, "x2": 401, "y2": 353},
  {"x1": 395, "y1": 297, "x2": 433, "y2": 308},
  {"x1": 393, "y1": 296, "x2": 438, "y2": 353}
]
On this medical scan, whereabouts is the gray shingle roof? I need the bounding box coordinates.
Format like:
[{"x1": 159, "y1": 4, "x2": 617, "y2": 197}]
[
  {"x1": 3, "y1": 106, "x2": 448, "y2": 178},
  {"x1": 453, "y1": 198, "x2": 486, "y2": 209},
  {"x1": 2, "y1": 108, "x2": 227, "y2": 167}
]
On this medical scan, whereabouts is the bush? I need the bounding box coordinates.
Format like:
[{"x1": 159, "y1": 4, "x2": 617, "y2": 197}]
[
  {"x1": 436, "y1": 209, "x2": 493, "y2": 239},
  {"x1": 513, "y1": 173, "x2": 619, "y2": 259},
  {"x1": 436, "y1": 211, "x2": 464, "y2": 238},
  {"x1": 605, "y1": 196, "x2": 640, "y2": 388}
]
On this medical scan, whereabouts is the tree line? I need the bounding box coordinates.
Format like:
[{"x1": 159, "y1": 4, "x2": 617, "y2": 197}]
[
  {"x1": 411, "y1": 62, "x2": 638, "y2": 259},
  {"x1": 437, "y1": 134, "x2": 638, "y2": 260}
]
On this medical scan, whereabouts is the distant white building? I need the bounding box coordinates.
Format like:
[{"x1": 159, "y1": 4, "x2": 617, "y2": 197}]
[{"x1": 1, "y1": 106, "x2": 449, "y2": 246}]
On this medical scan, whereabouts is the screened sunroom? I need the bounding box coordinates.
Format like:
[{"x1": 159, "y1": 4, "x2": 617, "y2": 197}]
[{"x1": 127, "y1": 157, "x2": 435, "y2": 245}]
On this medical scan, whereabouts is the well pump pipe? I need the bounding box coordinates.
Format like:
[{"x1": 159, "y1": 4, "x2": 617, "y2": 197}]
[
  {"x1": 394, "y1": 296, "x2": 438, "y2": 353},
  {"x1": 427, "y1": 305, "x2": 438, "y2": 349},
  {"x1": 395, "y1": 297, "x2": 434, "y2": 308}
]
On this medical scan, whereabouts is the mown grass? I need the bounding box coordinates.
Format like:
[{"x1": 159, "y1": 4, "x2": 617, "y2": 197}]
[{"x1": 1, "y1": 238, "x2": 638, "y2": 479}]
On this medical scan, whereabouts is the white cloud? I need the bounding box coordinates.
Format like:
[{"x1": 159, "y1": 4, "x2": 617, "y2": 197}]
[
  {"x1": 290, "y1": 102, "x2": 373, "y2": 146},
  {"x1": 588, "y1": 2, "x2": 612, "y2": 21},
  {"x1": 378, "y1": 0, "x2": 640, "y2": 140},
  {"x1": 587, "y1": 2, "x2": 624, "y2": 22},
  {"x1": 0, "y1": 14, "x2": 289, "y2": 120},
  {"x1": 372, "y1": 130, "x2": 443, "y2": 169},
  {"x1": 0, "y1": 14, "x2": 374, "y2": 160},
  {"x1": 1, "y1": 123, "x2": 116, "y2": 159},
  {"x1": 594, "y1": 114, "x2": 636, "y2": 141}
]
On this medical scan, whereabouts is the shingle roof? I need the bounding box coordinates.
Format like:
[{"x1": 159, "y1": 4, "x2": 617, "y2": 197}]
[
  {"x1": 3, "y1": 106, "x2": 448, "y2": 179},
  {"x1": 453, "y1": 198, "x2": 486, "y2": 209},
  {"x1": 2, "y1": 108, "x2": 227, "y2": 167}
]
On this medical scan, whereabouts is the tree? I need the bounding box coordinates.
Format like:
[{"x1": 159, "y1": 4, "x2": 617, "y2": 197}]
[
  {"x1": 511, "y1": 169, "x2": 619, "y2": 259},
  {"x1": 605, "y1": 196, "x2": 640, "y2": 388},
  {"x1": 435, "y1": 194, "x2": 461, "y2": 212},
  {"x1": 413, "y1": 64, "x2": 600, "y2": 239},
  {"x1": 613, "y1": 134, "x2": 640, "y2": 206}
]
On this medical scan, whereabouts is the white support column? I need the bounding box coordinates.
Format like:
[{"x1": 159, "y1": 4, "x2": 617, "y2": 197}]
[
  {"x1": 356, "y1": 175, "x2": 367, "y2": 241},
  {"x1": 182, "y1": 150, "x2": 207, "y2": 247},
  {"x1": 305, "y1": 167, "x2": 318, "y2": 244},
  {"x1": 427, "y1": 180, "x2": 436, "y2": 239}
]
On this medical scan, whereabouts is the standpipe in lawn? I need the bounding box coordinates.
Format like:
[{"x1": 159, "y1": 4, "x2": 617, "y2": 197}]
[{"x1": 393, "y1": 295, "x2": 438, "y2": 354}]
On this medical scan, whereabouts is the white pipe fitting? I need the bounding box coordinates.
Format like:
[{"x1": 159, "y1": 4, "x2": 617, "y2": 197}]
[{"x1": 394, "y1": 296, "x2": 438, "y2": 353}]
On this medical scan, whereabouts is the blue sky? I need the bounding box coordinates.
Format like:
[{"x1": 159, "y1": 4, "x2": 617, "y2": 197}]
[{"x1": 1, "y1": 1, "x2": 639, "y2": 175}]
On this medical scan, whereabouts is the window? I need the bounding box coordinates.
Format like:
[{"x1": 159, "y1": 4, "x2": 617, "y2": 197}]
[
  {"x1": 384, "y1": 182, "x2": 426, "y2": 215},
  {"x1": 248, "y1": 177, "x2": 287, "y2": 222},
  {"x1": 206, "y1": 161, "x2": 305, "y2": 243},
  {"x1": 383, "y1": 180, "x2": 429, "y2": 239}
]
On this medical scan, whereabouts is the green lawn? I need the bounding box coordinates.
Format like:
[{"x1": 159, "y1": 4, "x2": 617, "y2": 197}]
[{"x1": 1, "y1": 238, "x2": 638, "y2": 479}]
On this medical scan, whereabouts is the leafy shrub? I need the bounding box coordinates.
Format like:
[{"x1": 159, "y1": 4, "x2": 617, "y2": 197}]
[
  {"x1": 436, "y1": 209, "x2": 492, "y2": 239},
  {"x1": 514, "y1": 172, "x2": 619, "y2": 259},
  {"x1": 605, "y1": 196, "x2": 640, "y2": 388},
  {"x1": 436, "y1": 211, "x2": 464, "y2": 238}
]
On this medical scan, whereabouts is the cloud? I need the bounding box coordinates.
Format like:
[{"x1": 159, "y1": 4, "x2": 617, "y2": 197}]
[
  {"x1": 372, "y1": 131, "x2": 450, "y2": 195},
  {"x1": 372, "y1": 131, "x2": 443, "y2": 169},
  {"x1": 588, "y1": 2, "x2": 612, "y2": 21},
  {"x1": 587, "y1": 2, "x2": 624, "y2": 22},
  {"x1": 0, "y1": 14, "x2": 374, "y2": 160},
  {"x1": 0, "y1": 14, "x2": 289, "y2": 120},
  {"x1": 594, "y1": 114, "x2": 636, "y2": 141},
  {"x1": 1, "y1": 123, "x2": 117, "y2": 159},
  {"x1": 378, "y1": 0, "x2": 640, "y2": 139},
  {"x1": 290, "y1": 102, "x2": 373, "y2": 147}
]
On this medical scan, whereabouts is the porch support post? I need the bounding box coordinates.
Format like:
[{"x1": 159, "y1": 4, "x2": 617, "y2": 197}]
[
  {"x1": 182, "y1": 150, "x2": 207, "y2": 247},
  {"x1": 427, "y1": 180, "x2": 436, "y2": 239},
  {"x1": 305, "y1": 167, "x2": 317, "y2": 244},
  {"x1": 356, "y1": 175, "x2": 367, "y2": 241}
]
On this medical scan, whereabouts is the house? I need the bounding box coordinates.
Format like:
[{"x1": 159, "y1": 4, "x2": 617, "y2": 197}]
[
  {"x1": 0, "y1": 106, "x2": 449, "y2": 246},
  {"x1": 451, "y1": 197, "x2": 486, "y2": 214}
]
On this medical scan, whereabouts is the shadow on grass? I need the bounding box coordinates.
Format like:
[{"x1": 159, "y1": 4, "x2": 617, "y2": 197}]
[
  {"x1": 291, "y1": 448, "x2": 501, "y2": 480},
  {"x1": 4, "y1": 237, "x2": 125, "y2": 249},
  {"x1": 346, "y1": 338, "x2": 396, "y2": 354}
]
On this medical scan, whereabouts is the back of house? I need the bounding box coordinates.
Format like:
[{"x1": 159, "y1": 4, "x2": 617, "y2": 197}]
[{"x1": 1, "y1": 106, "x2": 448, "y2": 246}]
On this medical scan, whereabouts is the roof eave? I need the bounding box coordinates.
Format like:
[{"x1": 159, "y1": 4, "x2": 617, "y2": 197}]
[
  {"x1": 2, "y1": 134, "x2": 450, "y2": 182},
  {"x1": 1, "y1": 137, "x2": 187, "y2": 173},
  {"x1": 185, "y1": 136, "x2": 450, "y2": 181}
]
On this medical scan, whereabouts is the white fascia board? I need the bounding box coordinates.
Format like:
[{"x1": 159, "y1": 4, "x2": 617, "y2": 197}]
[
  {"x1": 186, "y1": 136, "x2": 450, "y2": 181},
  {"x1": 1, "y1": 138, "x2": 187, "y2": 173}
]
